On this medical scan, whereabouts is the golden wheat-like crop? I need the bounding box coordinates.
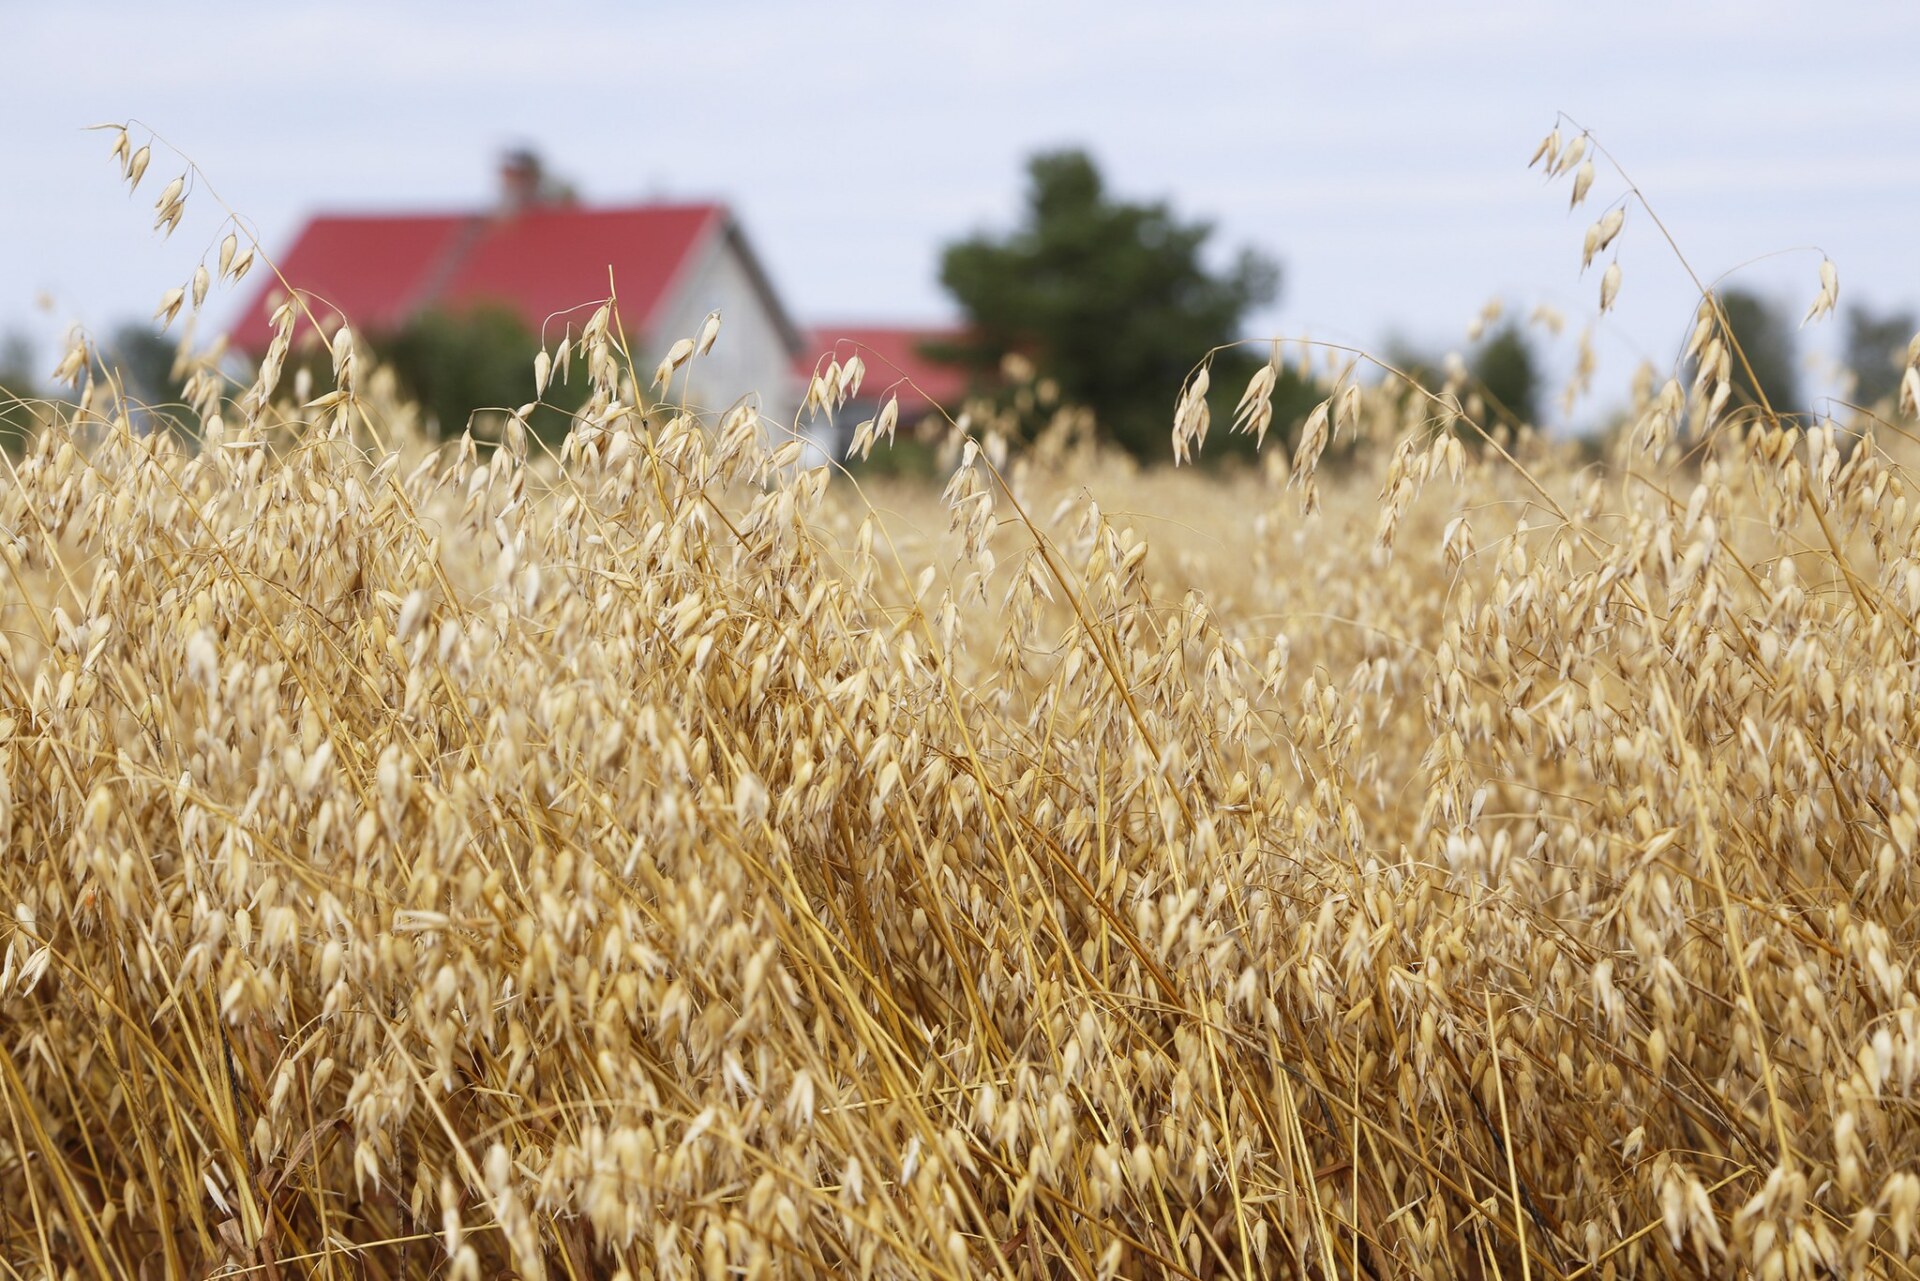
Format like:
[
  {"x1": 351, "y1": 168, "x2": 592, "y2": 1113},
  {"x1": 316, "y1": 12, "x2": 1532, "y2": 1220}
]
[{"x1": 3, "y1": 121, "x2": 1919, "y2": 1280}]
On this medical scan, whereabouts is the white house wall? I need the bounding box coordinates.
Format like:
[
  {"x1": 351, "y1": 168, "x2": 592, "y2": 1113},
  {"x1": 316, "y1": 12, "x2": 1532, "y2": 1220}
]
[{"x1": 647, "y1": 229, "x2": 804, "y2": 438}]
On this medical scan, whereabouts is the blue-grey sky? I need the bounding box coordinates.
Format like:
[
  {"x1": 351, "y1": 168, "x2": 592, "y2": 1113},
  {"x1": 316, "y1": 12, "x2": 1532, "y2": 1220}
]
[{"x1": 4, "y1": 0, "x2": 1916, "y2": 427}]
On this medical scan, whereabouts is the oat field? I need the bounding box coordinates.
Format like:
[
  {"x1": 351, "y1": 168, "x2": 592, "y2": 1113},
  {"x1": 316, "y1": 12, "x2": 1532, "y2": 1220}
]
[{"x1": 3, "y1": 126, "x2": 1920, "y2": 1280}]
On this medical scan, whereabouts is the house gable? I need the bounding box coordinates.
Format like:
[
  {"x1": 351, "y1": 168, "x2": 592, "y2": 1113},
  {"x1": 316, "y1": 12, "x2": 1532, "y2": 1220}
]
[{"x1": 649, "y1": 223, "x2": 805, "y2": 419}]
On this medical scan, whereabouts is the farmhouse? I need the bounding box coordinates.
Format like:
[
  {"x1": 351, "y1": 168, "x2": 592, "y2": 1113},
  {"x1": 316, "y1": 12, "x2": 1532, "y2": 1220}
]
[{"x1": 227, "y1": 151, "x2": 806, "y2": 418}]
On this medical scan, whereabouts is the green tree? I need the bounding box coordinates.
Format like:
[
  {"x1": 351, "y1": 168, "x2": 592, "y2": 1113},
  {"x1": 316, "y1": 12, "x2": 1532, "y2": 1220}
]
[
  {"x1": 1843, "y1": 302, "x2": 1915, "y2": 410},
  {"x1": 0, "y1": 333, "x2": 33, "y2": 390},
  {"x1": 1714, "y1": 289, "x2": 1800, "y2": 417},
  {"x1": 938, "y1": 149, "x2": 1290, "y2": 460},
  {"x1": 1378, "y1": 322, "x2": 1539, "y2": 440},
  {"x1": 375, "y1": 305, "x2": 586, "y2": 441},
  {"x1": 0, "y1": 332, "x2": 39, "y2": 453},
  {"x1": 1469, "y1": 322, "x2": 1540, "y2": 428},
  {"x1": 102, "y1": 323, "x2": 184, "y2": 408},
  {"x1": 89, "y1": 323, "x2": 211, "y2": 438}
]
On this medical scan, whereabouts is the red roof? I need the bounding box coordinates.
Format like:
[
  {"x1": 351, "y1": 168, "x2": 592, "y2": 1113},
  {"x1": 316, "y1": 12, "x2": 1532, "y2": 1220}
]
[
  {"x1": 229, "y1": 203, "x2": 726, "y2": 354},
  {"x1": 798, "y1": 325, "x2": 972, "y2": 415}
]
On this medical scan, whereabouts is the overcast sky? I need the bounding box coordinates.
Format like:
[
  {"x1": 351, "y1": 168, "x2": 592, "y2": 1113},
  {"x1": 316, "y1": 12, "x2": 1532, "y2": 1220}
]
[{"x1": 4, "y1": 0, "x2": 1916, "y2": 427}]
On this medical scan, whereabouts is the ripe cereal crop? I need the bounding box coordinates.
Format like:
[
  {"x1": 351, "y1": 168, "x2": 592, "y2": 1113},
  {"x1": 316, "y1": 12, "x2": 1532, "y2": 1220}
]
[{"x1": 2, "y1": 120, "x2": 1919, "y2": 1278}]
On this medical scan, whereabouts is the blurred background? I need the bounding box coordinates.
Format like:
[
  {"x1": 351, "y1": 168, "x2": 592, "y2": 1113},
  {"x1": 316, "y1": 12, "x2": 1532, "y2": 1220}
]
[{"x1": 3, "y1": 0, "x2": 1917, "y2": 451}]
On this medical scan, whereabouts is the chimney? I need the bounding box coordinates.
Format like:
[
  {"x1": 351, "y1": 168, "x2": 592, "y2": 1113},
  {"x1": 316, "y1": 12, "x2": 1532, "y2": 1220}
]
[{"x1": 499, "y1": 148, "x2": 543, "y2": 214}]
